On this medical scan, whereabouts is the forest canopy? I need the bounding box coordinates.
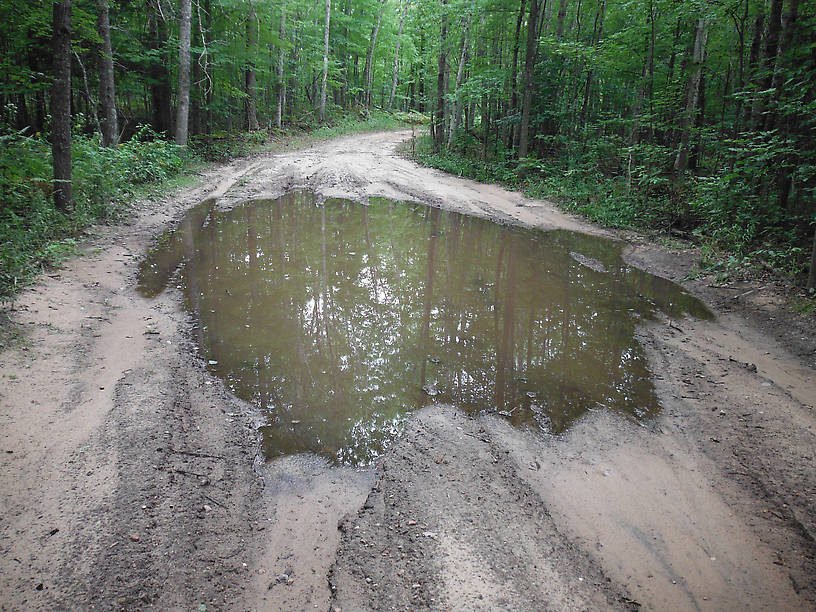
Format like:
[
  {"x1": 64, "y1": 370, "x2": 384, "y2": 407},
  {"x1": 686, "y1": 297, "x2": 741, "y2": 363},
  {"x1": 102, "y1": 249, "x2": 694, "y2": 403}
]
[{"x1": 1, "y1": 0, "x2": 815, "y2": 291}]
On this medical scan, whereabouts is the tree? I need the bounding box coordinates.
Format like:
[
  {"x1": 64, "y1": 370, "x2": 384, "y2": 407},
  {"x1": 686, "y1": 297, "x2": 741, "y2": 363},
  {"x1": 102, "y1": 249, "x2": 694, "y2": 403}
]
[
  {"x1": 175, "y1": 0, "x2": 192, "y2": 146},
  {"x1": 674, "y1": 18, "x2": 708, "y2": 174},
  {"x1": 363, "y1": 0, "x2": 388, "y2": 109},
  {"x1": 387, "y1": 0, "x2": 407, "y2": 111},
  {"x1": 245, "y1": 1, "x2": 260, "y2": 131},
  {"x1": 277, "y1": 0, "x2": 287, "y2": 128},
  {"x1": 96, "y1": 0, "x2": 118, "y2": 147},
  {"x1": 320, "y1": 0, "x2": 331, "y2": 122},
  {"x1": 517, "y1": 0, "x2": 540, "y2": 178},
  {"x1": 51, "y1": 0, "x2": 72, "y2": 213}
]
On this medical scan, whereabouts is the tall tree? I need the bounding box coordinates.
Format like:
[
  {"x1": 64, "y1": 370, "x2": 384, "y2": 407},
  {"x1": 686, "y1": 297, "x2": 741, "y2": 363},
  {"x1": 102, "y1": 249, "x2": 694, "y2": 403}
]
[
  {"x1": 674, "y1": 18, "x2": 708, "y2": 173},
  {"x1": 245, "y1": 1, "x2": 260, "y2": 130},
  {"x1": 518, "y1": 0, "x2": 541, "y2": 178},
  {"x1": 51, "y1": 0, "x2": 72, "y2": 213},
  {"x1": 277, "y1": 0, "x2": 286, "y2": 128},
  {"x1": 320, "y1": 0, "x2": 331, "y2": 122},
  {"x1": 447, "y1": 15, "x2": 472, "y2": 148},
  {"x1": 434, "y1": 0, "x2": 448, "y2": 151},
  {"x1": 96, "y1": 0, "x2": 118, "y2": 146},
  {"x1": 175, "y1": 0, "x2": 192, "y2": 146},
  {"x1": 387, "y1": 0, "x2": 407, "y2": 111},
  {"x1": 364, "y1": 0, "x2": 388, "y2": 109}
]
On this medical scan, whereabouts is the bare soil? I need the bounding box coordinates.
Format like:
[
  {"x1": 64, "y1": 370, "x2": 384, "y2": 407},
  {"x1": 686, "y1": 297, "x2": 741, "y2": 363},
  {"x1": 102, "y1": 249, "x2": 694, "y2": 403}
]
[{"x1": 1, "y1": 130, "x2": 814, "y2": 611}]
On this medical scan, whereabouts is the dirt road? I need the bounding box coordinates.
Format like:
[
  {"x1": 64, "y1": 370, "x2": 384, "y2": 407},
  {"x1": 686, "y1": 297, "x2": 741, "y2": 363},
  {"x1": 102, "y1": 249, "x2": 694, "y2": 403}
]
[{"x1": 1, "y1": 130, "x2": 814, "y2": 611}]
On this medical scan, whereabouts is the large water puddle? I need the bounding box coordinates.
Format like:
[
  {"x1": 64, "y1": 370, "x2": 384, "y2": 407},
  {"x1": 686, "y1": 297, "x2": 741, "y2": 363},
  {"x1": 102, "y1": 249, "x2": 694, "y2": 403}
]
[{"x1": 138, "y1": 191, "x2": 711, "y2": 465}]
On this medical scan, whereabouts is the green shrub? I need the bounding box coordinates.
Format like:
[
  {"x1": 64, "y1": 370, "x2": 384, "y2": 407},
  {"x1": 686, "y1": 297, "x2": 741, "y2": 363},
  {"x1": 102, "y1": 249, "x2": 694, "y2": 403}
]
[{"x1": 0, "y1": 123, "x2": 187, "y2": 299}]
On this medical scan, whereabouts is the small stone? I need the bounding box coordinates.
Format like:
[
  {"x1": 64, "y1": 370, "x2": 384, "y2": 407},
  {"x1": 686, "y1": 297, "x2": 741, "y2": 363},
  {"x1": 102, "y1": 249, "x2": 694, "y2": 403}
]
[
  {"x1": 203, "y1": 504, "x2": 212, "y2": 512},
  {"x1": 129, "y1": 534, "x2": 140, "y2": 542}
]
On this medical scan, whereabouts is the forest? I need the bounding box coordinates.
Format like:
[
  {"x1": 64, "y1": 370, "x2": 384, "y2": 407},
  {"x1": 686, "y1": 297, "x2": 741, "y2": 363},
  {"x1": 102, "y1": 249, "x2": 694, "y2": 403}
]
[{"x1": 1, "y1": 0, "x2": 815, "y2": 297}]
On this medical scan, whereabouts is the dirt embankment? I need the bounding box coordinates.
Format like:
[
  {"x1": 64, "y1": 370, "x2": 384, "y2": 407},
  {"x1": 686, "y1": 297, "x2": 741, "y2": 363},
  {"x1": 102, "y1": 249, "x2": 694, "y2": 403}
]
[{"x1": 1, "y1": 130, "x2": 814, "y2": 611}]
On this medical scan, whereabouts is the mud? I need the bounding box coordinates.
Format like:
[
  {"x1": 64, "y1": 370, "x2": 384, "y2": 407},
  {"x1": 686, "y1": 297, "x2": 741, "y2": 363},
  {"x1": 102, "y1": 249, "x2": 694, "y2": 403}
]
[{"x1": 1, "y1": 130, "x2": 814, "y2": 611}]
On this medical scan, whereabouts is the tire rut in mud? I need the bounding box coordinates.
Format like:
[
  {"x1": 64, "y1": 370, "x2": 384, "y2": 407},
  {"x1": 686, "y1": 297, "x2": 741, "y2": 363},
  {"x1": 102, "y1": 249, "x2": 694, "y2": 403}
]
[{"x1": 329, "y1": 406, "x2": 638, "y2": 611}]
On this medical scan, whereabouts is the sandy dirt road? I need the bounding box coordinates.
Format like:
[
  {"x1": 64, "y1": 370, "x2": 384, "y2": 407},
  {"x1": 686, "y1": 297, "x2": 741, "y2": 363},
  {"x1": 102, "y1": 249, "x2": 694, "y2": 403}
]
[{"x1": 1, "y1": 130, "x2": 814, "y2": 611}]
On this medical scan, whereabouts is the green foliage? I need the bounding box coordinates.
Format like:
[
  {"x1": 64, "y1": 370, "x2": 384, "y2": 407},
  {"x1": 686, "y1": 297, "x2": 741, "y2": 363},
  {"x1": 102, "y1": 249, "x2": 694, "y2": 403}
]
[{"x1": 0, "y1": 124, "x2": 187, "y2": 299}]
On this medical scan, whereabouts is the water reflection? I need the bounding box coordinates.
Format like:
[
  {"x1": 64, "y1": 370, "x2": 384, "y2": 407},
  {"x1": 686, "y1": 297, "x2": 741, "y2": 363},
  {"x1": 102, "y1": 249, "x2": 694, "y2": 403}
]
[{"x1": 138, "y1": 191, "x2": 712, "y2": 465}]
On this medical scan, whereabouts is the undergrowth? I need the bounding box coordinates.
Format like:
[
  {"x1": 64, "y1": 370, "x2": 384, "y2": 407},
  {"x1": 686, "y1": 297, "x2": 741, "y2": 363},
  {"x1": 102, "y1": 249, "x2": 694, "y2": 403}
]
[{"x1": 410, "y1": 132, "x2": 814, "y2": 284}]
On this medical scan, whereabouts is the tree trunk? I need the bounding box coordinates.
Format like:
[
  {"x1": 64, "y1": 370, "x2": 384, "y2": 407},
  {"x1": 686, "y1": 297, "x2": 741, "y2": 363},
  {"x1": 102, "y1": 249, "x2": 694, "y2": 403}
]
[
  {"x1": 763, "y1": 0, "x2": 801, "y2": 132},
  {"x1": 673, "y1": 18, "x2": 708, "y2": 174},
  {"x1": 434, "y1": 0, "x2": 448, "y2": 151},
  {"x1": 579, "y1": 0, "x2": 605, "y2": 127},
  {"x1": 74, "y1": 51, "x2": 100, "y2": 137},
  {"x1": 320, "y1": 0, "x2": 331, "y2": 122},
  {"x1": 518, "y1": 0, "x2": 541, "y2": 178},
  {"x1": 52, "y1": 0, "x2": 72, "y2": 213},
  {"x1": 364, "y1": 0, "x2": 387, "y2": 109},
  {"x1": 388, "y1": 1, "x2": 407, "y2": 111},
  {"x1": 148, "y1": 12, "x2": 172, "y2": 135},
  {"x1": 555, "y1": 0, "x2": 568, "y2": 38},
  {"x1": 245, "y1": 1, "x2": 259, "y2": 131},
  {"x1": 808, "y1": 227, "x2": 816, "y2": 291},
  {"x1": 508, "y1": 0, "x2": 527, "y2": 150},
  {"x1": 277, "y1": 0, "x2": 286, "y2": 128},
  {"x1": 751, "y1": 0, "x2": 783, "y2": 129},
  {"x1": 175, "y1": 0, "x2": 192, "y2": 145},
  {"x1": 96, "y1": 0, "x2": 118, "y2": 146},
  {"x1": 736, "y1": 13, "x2": 764, "y2": 134},
  {"x1": 447, "y1": 17, "x2": 471, "y2": 148}
]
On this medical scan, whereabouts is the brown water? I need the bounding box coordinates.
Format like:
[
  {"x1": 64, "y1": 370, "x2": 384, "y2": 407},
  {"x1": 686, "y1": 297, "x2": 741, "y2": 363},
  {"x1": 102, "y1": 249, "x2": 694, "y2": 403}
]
[{"x1": 138, "y1": 191, "x2": 712, "y2": 465}]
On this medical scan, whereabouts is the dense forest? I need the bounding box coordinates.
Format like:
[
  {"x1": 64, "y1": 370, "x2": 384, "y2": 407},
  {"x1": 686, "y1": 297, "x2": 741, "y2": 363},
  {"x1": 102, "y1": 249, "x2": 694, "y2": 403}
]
[{"x1": 1, "y1": 0, "x2": 815, "y2": 294}]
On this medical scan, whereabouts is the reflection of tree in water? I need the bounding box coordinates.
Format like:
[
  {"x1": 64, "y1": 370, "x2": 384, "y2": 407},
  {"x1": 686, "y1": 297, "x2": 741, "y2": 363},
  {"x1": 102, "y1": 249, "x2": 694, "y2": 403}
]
[{"x1": 138, "y1": 192, "x2": 711, "y2": 466}]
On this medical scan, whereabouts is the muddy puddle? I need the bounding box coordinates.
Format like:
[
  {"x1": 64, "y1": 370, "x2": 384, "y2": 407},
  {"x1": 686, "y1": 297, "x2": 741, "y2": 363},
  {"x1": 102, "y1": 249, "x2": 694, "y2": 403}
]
[{"x1": 138, "y1": 191, "x2": 711, "y2": 465}]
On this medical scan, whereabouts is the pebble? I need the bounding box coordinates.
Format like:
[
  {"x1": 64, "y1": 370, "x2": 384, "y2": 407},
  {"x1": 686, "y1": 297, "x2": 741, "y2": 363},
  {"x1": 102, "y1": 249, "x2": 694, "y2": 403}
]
[{"x1": 129, "y1": 534, "x2": 140, "y2": 542}]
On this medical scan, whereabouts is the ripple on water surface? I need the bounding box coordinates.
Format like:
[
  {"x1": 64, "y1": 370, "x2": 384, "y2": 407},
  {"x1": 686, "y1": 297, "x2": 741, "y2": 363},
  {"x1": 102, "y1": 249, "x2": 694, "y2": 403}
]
[{"x1": 138, "y1": 191, "x2": 712, "y2": 465}]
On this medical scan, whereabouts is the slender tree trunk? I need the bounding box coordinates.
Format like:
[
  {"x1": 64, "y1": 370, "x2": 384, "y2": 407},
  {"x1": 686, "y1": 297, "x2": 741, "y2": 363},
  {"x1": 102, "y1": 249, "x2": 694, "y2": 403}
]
[
  {"x1": 202, "y1": 0, "x2": 213, "y2": 133},
  {"x1": 555, "y1": 0, "x2": 568, "y2": 38},
  {"x1": 148, "y1": 12, "x2": 172, "y2": 135},
  {"x1": 434, "y1": 0, "x2": 448, "y2": 151},
  {"x1": 277, "y1": 0, "x2": 286, "y2": 128},
  {"x1": 388, "y1": 1, "x2": 407, "y2": 111},
  {"x1": 175, "y1": 0, "x2": 192, "y2": 145},
  {"x1": 52, "y1": 0, "x2": 72, "y2": 213},
  {"x1": 579, "y1": 0, "x2": 605, "y2": 127},
  {"x1": 764, "y1": 0, "x2": 801, "y2": 132},
  {"x1": 808, "y1": 228, "x2": 816, "y2": 290},
  {"x1": 751, "y1": 0, "x2": 783, "y2": 129},
  {"x1": 245, "y1": 1, "x2": 259, "y2": 131},
  {"x1": 518, "y1": 0, "x2": 541, "y2": 178},
  {"x1": 363, "y1": 0, "x2": 387, "y2": 109},
  {"x1": 737, "y1": 13, "x2": 764, "y2": 134},
  {"x1": 74, "y1": 51, "x2": 100, "y2": 137},
  {"x1": 508, "y1": 0, "x2": 527, "y2": 150},
  {"x1": 96, "y1": 0, "x2": 118, "y2": 146},
  {"x1": 447, "y1": 17, "x2": 472, "y2": 148},
  {"x1": 626, "y1": 59, "x2": 649, "y2": 194},
  {"x1": 320, "y1": 0, "x2": 331, "y2": 122},
  {"x1": 674, "y1": 18, "x2": 708, "y2": 173}
]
